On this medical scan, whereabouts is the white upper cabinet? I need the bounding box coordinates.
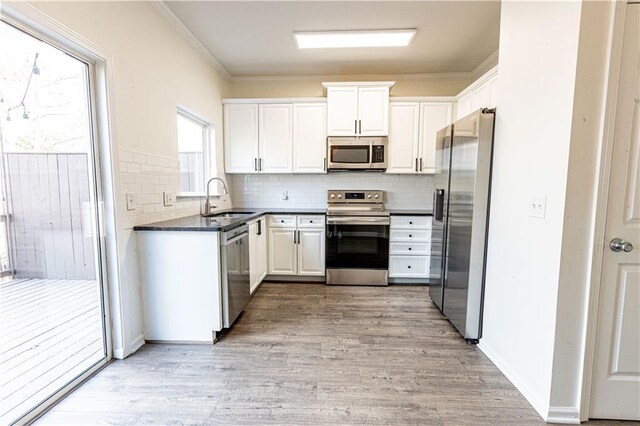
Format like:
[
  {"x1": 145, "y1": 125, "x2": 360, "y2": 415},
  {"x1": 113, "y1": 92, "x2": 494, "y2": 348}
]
[
  {"x1": 387, "y1": 102, "x2": 420, "y2": 174},
  {"x1": 293, "y1": 103, "x2": 327, "y2": 173},
  {"x1": 324, "y1": 82, "x2": 394, "y2": 136},
  {"x1": 387, "y1": 100, "x2": 452, "y2": 175},
  {"x1": 259, "y1": 104, "x2": 293, "y2": 173},
  {"x1": 455, "y1": 67, "x2": 498, "y2": 120},
  {"x1": 419, "y1": 103, "x2": 452, "y2": 174},
  {"x1": 357, "y1": 86, "x2": 390, "y2": 136},
  {"x1": 325, "y1": 87, "x2": 359, "y2": 136},
  {"x1": 224, "y1": 104, "x2": 259, "y2": 173}
]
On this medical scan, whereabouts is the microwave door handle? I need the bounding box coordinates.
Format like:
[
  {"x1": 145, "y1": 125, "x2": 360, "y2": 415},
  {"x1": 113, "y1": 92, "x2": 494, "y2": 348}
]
[{"x1": 369, "y1": 140, "x2": 373, "y2": 168}]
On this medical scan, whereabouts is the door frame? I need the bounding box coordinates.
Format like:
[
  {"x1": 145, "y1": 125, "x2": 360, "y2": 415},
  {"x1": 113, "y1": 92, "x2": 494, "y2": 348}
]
[
  {"x1": 0, "y1": 2, "x2": 126, "y2": 424},
  {"x1": 580, "y1": 1, "x2": 632, "y2": 421}
]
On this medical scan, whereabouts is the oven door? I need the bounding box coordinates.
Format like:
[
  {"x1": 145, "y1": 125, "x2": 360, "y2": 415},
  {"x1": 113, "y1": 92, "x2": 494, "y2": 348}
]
[
  {"x1": 327, "y1": 143, "x2": 371, "y2": 170},
  {"x1": 326, "y1": 216, "x2": 390, "y2": 270}
]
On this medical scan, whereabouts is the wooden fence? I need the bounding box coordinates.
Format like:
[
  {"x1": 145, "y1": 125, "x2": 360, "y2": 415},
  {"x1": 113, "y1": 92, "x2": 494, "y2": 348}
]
[{"x1": 3, "y1": 153, "x2": 96, "y2": 280}]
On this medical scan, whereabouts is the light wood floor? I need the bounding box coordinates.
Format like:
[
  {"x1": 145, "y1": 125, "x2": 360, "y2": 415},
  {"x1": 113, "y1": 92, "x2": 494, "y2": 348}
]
[
  {"x1": 0, "y1": 278, "x2": 105, "y2": 425},
  {"x1": 36, "y1": 283, "x2": 634, "y2": 425}
]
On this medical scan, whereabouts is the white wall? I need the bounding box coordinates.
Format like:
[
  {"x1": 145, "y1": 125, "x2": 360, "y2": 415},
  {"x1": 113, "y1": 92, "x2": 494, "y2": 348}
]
[
  {"x1": 481, "y1": 0, "x2": 620, "y2": 422},
  {"x1": 21, "y1": 1, "x2": 232, "y2": 358},
  {"x1": 480, "y1": 0, "x2": 583, "y2": 418},
  {"x1": 230, "y1": 174, "x2": 433, "y2": 210}
]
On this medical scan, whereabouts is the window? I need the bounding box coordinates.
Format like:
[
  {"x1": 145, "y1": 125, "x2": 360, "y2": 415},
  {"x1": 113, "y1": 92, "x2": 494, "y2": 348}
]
[{"x1": 177, "y1": 108, "x2": 211, "y2": 194}]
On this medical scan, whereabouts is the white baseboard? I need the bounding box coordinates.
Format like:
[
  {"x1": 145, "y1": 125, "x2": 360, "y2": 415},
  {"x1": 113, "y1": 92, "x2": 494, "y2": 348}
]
[
  {"x1": 113, "y1": 334, "x2": 145, "y2": 360},
  {"x1": 478, "y1": 340, "x2": 549, "y2": 421},
  {"x1": 547, "y1": 406, "x2": 581, "y2": 424}
]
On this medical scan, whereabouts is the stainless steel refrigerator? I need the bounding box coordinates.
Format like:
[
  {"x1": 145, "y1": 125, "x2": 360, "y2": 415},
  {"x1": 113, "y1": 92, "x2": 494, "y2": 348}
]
[{"x1": 430, "y1": 108, "x2": 495, "y2": 343}]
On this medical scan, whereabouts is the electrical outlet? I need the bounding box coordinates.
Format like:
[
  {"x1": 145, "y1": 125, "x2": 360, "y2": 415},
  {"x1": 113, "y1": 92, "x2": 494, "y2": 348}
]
[
  {"x1": 163, "y1": 192, "x2": 176, "y2": 207},
  {"x1": 530, "y1": 196, "x2": 546, "y2": 218},
  {"x1": 282, "y1": 191, "x2": 289, "y2": 201},
  {"x1": 126, "y1": 193, "x2": 136, "y2": 211}
]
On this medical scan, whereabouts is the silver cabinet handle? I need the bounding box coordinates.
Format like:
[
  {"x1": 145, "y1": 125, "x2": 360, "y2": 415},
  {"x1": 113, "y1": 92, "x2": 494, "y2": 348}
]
[
  {"x1": 415, "y1": 158, "x2": 418, "y2": 172},
  {"x1": 355, "y1": 120, "x2": 358, "y2": 134},
  {"x1": 419, "y1": 158, "x2": 423, "y2": 172},
  {"x1": 358, "y1": 120, "x2": 362, "y2": 134},
  {"x1": 610, "y1": 238, "x2": 634, "y2": 252},
  {"x1": 259, "y1": 158, "x2": 262, "y2": 171},
  {"x1": 254, "y1": 158, "x2": 258, "y2": 172},
  {"x1": 323, "y1": 158, "x2": 327, "y2": 171}
]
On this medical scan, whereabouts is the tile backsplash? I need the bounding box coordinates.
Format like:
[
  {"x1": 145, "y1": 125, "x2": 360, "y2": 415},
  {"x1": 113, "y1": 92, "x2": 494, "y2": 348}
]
[
  {"x1": 229, "y1": 174, "x2": 434, "y2": 210},
  {"x1": 119, "y1": 150, "x2": 230, "y2": 229}
]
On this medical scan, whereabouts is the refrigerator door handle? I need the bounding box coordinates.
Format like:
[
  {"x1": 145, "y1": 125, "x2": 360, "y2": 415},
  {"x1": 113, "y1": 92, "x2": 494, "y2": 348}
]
[{"x1": 434, "y1": 189, "x2": 445, "y2": 222}]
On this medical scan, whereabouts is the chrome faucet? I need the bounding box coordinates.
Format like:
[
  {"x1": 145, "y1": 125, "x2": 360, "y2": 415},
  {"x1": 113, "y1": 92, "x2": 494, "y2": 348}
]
[{"x1": 204, "y1": 177, "x2": 229, "y2": 214}]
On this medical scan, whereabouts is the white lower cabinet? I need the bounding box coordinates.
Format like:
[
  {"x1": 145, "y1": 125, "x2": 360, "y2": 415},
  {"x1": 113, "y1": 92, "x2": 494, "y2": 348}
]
[
  {"x1": 389, "y1": 216, "x2": 432, "y2": 279},
  {"x1": 249, "y1": 216, "x2": 267, "y2": 294},
  {"x1": 268, "y1": 214, "x2": 325, "y2": 276},
  {"x1": 268, "y1": 227, "x2": 297, "y2": 275}
]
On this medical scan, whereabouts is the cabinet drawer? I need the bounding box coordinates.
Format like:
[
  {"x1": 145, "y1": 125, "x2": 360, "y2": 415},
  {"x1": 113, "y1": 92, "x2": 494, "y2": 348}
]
[
  {"x1": 390, "y1": 216, "x2": 431, "y2": 229},
  {"x1": 390, "y1": 230, "x2": 430, "y2": 242},
  {"x1": 389, "y1": 256, "x2": 430, "y2": 278},
  {"x1": 297, "y1": 215, "x2": 325, "y2": 228},
  {"x1": 390, "y1": 242, "x2": 430, "y2": 256},
  {"x1": 269, "y1": 215, "x2": 296, "y2": 228}
]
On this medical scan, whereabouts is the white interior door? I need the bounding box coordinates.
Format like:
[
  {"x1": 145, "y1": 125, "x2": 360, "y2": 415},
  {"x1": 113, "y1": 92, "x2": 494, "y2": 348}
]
[{"x1": 590, "y1": 5, "x2": 640, "y2": 421}]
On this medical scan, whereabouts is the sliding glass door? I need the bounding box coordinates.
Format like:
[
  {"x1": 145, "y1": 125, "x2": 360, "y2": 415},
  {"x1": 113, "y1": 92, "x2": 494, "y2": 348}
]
[{"x1": 0, "y1": 20, "x2": 109, "y2": 425}]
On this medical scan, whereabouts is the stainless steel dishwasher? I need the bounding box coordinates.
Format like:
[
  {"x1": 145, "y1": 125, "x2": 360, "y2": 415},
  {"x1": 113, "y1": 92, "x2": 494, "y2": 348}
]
[{"x1": 220, "y1": 224, "x2": 250, "y2": 328}]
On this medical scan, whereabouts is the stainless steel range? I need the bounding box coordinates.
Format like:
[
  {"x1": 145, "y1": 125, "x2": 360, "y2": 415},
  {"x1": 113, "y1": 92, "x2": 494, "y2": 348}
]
[{"x1": 325, "y1": 190, "x2": 390, "y2": 286}]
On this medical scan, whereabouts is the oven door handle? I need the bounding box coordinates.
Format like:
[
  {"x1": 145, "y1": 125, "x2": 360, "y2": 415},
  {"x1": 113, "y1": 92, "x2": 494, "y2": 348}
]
[{"x1": 327, "y1": 216, "x2": 390, "y2": 225}]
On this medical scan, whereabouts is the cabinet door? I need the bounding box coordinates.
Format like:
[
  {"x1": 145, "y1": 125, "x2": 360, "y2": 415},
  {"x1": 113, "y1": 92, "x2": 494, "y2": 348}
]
[
  {"x1": 257, "y1": 218, "x2": 268, "y2": 283},
  {"x1": 387, "y1": 102, "x2": 420, "y2": 174},
  {"x1": 293, "y1": 103, "x2": 327, "y2": 173},
  {"x1": 456, "y1": 94, "x2": 472, "y2": 120},
  {"x1": 268, "y1": 228, "x2": 296, "y2": 275},
  {"x1": 259, "y1": 104, "x2": 293, "y2": 173},
  {"x1": 297, "y1": 228, "x2": 325, "y2": 276},
  {"x1": 419, "y1": 102, "x2": 452, "y2": 174},
  {"x1": 471, "y1": 80, "x2": 491, "y2": 111},
  {"x1": 249, "y1": 221, "x2": 260, "y2": 293},
  {"x1": 358, "y1": 86, "x2": 389, "y2": 136},
  {"x1": 488, "y1": 75, "x2": 499, "y2": 108},
  {"x1": 326, "y1": 86, "x2": 358, "y2": 136},
  {"x1": 224, "y1": 104, "x2": 259, "y2": 173}
]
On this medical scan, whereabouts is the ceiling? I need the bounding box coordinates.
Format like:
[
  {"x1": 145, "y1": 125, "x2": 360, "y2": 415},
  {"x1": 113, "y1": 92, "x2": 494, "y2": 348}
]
[{"x1": 164, "y1": 1, "x2": 501, "y2": 78}]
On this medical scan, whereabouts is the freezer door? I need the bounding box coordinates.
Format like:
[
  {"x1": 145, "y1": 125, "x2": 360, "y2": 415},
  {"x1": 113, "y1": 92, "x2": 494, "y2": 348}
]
[
  {"x1": 429, "y1": 124, "x2": 452, "y2": 311},
  {"x1": 442, "y1": 109, "x2": 494, "y2": 340}
]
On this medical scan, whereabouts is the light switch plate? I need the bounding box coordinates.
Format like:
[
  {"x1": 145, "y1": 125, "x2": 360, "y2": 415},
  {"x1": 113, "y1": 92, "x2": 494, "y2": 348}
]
[
  {"x1": 163, "y1": 192, "x2": 176, "y2": 207},
  {"x1": 126, "y1": 193, "x2": 136, "y2": 211},
  {"x1": 530, "y1": 196, "x2": 546, "y2": 218}
]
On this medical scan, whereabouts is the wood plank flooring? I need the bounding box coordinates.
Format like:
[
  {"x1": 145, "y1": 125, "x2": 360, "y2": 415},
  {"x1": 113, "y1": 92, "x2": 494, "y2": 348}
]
[
  {"x1": 0, "y1": 278, "x2": 105, "y2": 425},
  {"x1": 36, "y1": 283, "x2": 635, "y2": 425}
]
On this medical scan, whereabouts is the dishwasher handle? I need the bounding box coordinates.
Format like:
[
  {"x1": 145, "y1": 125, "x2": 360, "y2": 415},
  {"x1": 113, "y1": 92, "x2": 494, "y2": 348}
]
[{"x1": 223, "y1": 231, "x2": 248, "y2": 246}]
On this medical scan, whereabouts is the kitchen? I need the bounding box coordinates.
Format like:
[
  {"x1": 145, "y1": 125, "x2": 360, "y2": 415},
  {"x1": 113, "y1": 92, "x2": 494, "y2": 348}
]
[{"x1": 0, "y1": 1, "x2": 638, "y2": 425}]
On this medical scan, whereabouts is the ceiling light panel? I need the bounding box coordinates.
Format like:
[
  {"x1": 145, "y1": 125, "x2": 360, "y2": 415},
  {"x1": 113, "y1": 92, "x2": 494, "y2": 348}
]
[{"x1": 294, "y1": 29, "x2": 416, "y2": 49}]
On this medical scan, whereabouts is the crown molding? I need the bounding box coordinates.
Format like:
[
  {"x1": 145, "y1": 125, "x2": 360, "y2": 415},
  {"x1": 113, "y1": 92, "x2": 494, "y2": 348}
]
[
  {"x1": 470, "y1": 49, "x2": 499, "y2": 81},
  {"x1": 230, "y1": 71, "x2": 471, "y2": 83},
  {"x1": 150, "y1": 1, "x2": 232, "y2": 81}
]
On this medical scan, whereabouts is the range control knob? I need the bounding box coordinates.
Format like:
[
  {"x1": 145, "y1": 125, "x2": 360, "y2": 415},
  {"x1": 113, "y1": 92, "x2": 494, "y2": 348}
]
[
  {"x1": 338, "y1": 194, "x2": 343, "y2": 199},
  {"x1": 374, "y1": 194, "x2": 380, "y2": 199},
  {"x1": 367, "y1": 194, "x2": 372, "y2": 199},
  {"x1": 330, "y1": 194, "x2": 335, "y2": 199}
]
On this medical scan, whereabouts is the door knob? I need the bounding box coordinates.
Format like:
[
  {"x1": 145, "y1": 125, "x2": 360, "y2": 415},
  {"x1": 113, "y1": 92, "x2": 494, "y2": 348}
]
[{"x1": 610, "y1": 238, "x2": 634, "y2": 253}]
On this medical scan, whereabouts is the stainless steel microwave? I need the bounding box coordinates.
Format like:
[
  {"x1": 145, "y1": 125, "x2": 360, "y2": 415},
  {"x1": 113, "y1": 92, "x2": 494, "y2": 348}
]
[{"x1": 326, "y1": 137, "x2": 388, "y2": 171}]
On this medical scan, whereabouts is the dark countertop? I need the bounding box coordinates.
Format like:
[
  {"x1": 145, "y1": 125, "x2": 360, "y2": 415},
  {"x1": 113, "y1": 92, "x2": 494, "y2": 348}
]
[
  {"x1": 388, "y1": 209, "x2": 433, "y2": 216},
  {"x1": 133, "y1": 208, "x2": 326, "y2": 232}
]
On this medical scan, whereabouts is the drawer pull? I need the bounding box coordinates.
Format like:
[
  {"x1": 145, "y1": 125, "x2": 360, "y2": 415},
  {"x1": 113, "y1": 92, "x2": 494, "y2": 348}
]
[
  {"x1": 281, "y1": 220, "x2": 284, "y2": 223},
  {"x1": 310, "y1": 220, "x2": 313, "y2": 223},
  {"x1": 409, "y1": 221, "x2": 413, "y2": 224},
  {"x1": 408, "y1": 247, "x2": 412, "y2": 251},
  {"x1": 407, "y1": 265, "x2": 412, "y2": 269},
  {"x1": 409, "y1": 234, "x2": 412, "y2": 238}
]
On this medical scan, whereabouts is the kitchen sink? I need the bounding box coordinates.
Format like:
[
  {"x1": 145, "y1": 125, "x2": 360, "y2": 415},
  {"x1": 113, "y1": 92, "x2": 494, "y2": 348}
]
[{"x1": 202, "y1": 211, "x2": 255, "y2": 218}]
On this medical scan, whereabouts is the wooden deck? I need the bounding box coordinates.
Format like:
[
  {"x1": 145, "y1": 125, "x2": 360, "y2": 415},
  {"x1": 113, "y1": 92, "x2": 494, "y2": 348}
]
[{"x1": 0, "y1": 278, "x2": 105, "y2": 425}]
